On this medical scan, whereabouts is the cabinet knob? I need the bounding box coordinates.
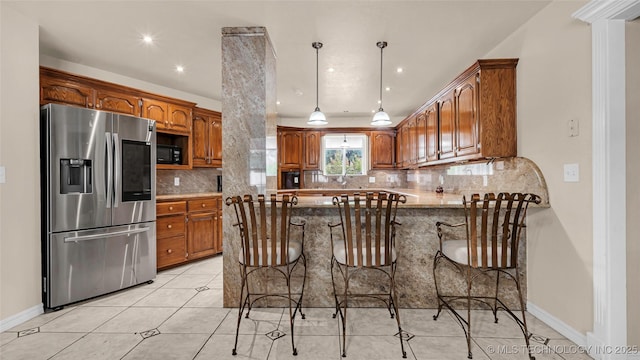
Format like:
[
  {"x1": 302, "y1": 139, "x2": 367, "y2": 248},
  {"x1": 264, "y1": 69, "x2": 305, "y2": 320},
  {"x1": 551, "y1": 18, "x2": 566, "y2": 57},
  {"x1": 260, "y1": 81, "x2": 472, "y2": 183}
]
[
  {"x1": 88, "y1": 102, "x2": 93, "y2": 108},
  {"x1": 201, "y1": 203, "x2": 206, "y2": 208},
  {"x1": 167, "y1": 224, "x2": 172, "y2": 229},
  {"x1": 169, "y1": 206, "x2": 174, "y2": 211},
  {"x1": 164, "y1": 121, "x2": 169, "y2": 126},
  {"x1": 167, "y1": 249, "x2": 173, "y2": 254}
]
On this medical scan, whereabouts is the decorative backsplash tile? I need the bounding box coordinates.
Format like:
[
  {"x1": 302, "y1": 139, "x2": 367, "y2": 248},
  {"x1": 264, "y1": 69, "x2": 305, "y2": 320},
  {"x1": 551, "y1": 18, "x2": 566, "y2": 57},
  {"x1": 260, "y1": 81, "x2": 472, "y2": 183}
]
[
  {"x1": 156, "y1": 168, "x2": 221, "y2": 195},
  {"x1": 304, "y1": 157, "x2": 548, "y2": 204}
]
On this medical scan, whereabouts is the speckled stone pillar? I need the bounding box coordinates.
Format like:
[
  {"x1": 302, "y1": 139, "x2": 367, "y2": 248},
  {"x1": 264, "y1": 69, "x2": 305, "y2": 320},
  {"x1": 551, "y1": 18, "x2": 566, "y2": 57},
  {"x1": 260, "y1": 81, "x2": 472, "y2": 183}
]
[{"x1": 221, "y1": 27, "x2": 277, "y2": 307}]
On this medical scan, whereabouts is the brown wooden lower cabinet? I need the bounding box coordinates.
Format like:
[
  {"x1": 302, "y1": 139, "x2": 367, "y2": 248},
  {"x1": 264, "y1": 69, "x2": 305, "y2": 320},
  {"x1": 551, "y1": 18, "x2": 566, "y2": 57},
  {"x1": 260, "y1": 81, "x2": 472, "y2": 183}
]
[{"x1": 156, "y1": 195, "x2": 222, "y2": 270}]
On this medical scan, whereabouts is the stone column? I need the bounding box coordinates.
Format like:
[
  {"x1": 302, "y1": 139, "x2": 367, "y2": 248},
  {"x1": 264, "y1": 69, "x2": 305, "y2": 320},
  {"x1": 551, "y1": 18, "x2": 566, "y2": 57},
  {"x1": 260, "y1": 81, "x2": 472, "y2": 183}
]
[{"x1": 221, "y1": 27, "x2": 277, "y2": 306}]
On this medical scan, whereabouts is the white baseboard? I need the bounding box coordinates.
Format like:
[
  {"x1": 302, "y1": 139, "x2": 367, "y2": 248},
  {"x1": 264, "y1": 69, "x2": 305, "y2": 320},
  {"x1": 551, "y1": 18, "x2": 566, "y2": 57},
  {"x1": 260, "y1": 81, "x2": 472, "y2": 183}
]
[
  {"x1": 527, "y1": 301, "x2": 587, "y2": 347},
  {"x1": 0, "y1": 304, "x2": 44, "y2": 332}
]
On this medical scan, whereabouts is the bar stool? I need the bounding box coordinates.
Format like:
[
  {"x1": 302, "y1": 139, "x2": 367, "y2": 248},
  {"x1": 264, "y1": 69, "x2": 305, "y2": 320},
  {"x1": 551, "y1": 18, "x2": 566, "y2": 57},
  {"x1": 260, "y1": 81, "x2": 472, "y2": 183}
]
[
  {"x1": 225, "y1": 194, "x2": 307, "y2": 356},
  {"x1": 329, "y1": 192, "x2": 407, "y2": 358},
  {"x1": 432, "y1": 192, "x2": 541, "y2": 359}
]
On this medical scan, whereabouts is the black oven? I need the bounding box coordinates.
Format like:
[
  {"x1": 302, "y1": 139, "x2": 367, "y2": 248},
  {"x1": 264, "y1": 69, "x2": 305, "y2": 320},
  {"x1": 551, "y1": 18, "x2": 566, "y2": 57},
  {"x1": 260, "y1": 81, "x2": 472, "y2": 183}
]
[{"x1": 157, "y1": 144, "x2": 182, "y2": 164}]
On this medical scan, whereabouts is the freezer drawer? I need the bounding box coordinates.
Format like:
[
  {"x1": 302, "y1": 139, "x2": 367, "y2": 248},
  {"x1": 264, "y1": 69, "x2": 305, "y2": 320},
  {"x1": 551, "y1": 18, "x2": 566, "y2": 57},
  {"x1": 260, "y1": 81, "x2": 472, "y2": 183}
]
[{"x1": 45, "y1": 222, "x2": 156, "y2": 308}]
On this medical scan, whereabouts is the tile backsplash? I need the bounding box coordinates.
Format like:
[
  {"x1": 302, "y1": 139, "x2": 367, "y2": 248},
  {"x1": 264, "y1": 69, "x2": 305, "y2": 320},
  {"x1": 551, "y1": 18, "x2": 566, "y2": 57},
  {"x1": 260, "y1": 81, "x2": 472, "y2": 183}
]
[
  {"x1": 157, "y1": 168, "x2": 221, "y2": 195},
  {"x1": 158, "y1": 157, "x2": 548, "y2": 204},
  {"x1": 304, "y1": 157, "x2": 548, "y2": 204}
]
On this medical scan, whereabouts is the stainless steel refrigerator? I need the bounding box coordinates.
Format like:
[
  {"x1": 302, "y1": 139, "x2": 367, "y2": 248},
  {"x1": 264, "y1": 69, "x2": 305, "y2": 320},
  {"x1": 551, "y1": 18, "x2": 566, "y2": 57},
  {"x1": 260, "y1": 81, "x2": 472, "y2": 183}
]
[{"x1": 40, "y1": 103, "x2": 157, "y2": 309}]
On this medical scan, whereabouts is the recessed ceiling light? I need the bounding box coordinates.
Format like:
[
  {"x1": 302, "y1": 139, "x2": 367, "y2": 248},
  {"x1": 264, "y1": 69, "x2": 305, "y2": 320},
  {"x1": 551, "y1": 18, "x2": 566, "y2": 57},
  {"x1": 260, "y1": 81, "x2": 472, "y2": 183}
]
[
  {"x1": 295, "y1": 89, "x2": 304, "y2": 96},
  {"x1": 371, "y1": 109, "x2": 376, "y2": 113},
  {"x1": 396, "y1": 67, "x2": 404, "y2": 73},
  {"x1": 385, "y1": 87, "x2": 391, "y2": 91},
  {"x1": 175, "y1": 65, "x2": 184, "y2": 73},
  {"x1": 327, "y1": 67, "x2": 335, "y2": 72},
  {"x1": 377, "y1": 100, "x2": 382, "y2": 104},
  {"x1": 142, "y1": 35, "x2": 153, "y2": 44},
  {"x1": 276, "y1": 101, "x2": 281, "y2": 105}
]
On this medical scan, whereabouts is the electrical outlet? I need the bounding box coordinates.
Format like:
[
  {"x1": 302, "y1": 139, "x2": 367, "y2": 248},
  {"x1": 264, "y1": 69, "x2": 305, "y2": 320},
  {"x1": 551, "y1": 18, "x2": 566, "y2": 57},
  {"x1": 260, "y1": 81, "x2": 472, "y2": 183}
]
[
  {"x1": 369, "y1": 176, "x2": 376, "y2": 183},
  {"x1": 563, "y1": 163, "x2": 579, "y2": 182},
  {"x1": 174, "y1": 177, "x2": 180, "y2": 186},
  {"x1": 568, "y1": 119, "x2": 579, "y2": 137},
  {"x1": 0, "y1": 166, "x2": 5, "y2": 184}
]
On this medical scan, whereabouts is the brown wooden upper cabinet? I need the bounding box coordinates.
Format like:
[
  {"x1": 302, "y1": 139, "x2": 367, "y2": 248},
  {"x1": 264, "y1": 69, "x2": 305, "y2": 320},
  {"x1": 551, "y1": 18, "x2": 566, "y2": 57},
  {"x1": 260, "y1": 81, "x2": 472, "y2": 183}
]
[
  {"x1": 143, "y1": 99, "x2": 192, "y2": 135},
  {"x1": 278, "y1": 129, "x2": 303, "y2": 169},
  {"x1": 303, "y1": 131, "x2": 321, "y2": 170},
  {"x1": 424, "y1": 102, "x2": 439, "y2": 162},
  {"x1": 438, "y1": 88, "x2": 456, "y2": 160},
  {"x1": 396, "y1": 58, "x2": 518, "y2": 167},
  {"x1": 192, "y1": 107, "x2": 222, "y2": 168},
  {"x1": 95, "y1": 89, "x2": 141, "y2": 116},
  {"x1": 40, "y1": 69, "x2": 96, "y2": 108},
  {"x1": 370, "y1": 130, "x2": 396, "y2": 169}
]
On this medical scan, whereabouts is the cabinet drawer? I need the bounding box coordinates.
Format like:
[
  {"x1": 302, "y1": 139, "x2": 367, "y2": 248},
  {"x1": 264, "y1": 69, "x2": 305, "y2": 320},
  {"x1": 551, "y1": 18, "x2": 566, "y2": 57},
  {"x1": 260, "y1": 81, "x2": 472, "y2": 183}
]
[
  {"x1": 157, "y1": 235, "x2": 186, "y2": 268},
  {"x1": 157, "y1": 201, "x2": 187, "y2": 216},
  {"x1": 188, "y1": 198, "x2": 217, "y2": 212},
  {"x1": 157, "y1": 215, "x2": 185, "y2": 238}
]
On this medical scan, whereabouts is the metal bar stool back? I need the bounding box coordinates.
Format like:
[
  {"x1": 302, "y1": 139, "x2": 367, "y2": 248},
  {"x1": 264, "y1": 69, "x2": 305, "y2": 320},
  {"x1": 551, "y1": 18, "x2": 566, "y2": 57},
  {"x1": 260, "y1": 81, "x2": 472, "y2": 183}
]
[
  {"x1": 329, "y1": 191, "x2": 407, "y2": 358},
  {"x1": 433, "y1": 192, "x2": 541, "y2": 359},
  {"x1": 226, "y1": 194, "x2": 307, "y2": 356}
]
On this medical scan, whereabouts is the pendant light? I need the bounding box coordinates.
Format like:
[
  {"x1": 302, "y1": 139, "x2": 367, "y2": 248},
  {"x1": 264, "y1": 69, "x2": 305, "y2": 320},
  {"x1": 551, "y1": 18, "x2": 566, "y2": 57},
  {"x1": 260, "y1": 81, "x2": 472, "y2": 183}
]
[
  {"x1": 340, "y1": 134, "x2": 350, "y2": 148},
  {"x1": 308, "y1": 42, "x2": 327, "y2": 125},
  {"x1": 371, "y1": 41, "x2": 392, "y2": 126}
]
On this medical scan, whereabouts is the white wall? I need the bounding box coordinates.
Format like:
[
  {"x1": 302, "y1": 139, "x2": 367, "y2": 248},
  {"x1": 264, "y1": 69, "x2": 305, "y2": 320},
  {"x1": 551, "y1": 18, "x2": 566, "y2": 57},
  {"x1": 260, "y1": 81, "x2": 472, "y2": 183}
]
[
  {"x1": 626, "y1": 18, "x2": 640, "y2": 348},
  {"x1": 485, "y1": 0, "x2": 594, "y2": 336},
  {"x1": 0, "y1": 4, "x2": 42, "y2": 326}
]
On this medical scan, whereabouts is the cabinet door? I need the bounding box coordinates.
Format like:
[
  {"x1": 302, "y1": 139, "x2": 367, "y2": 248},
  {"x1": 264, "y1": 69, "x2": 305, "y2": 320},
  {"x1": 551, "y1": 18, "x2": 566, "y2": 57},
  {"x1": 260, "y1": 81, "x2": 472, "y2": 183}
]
[
  {"x1": 455, "y1": 74, "x2": 479, "y2": 157},
  {"x1": 95, "y1": 90, "x2": 140, "y2": 116},
  {"x1": 192, "y1": 113, "x2": 209, "y2": 166},
  {"x1": 215, "y1": 197, "x2": 223, "y2": 253},
  {"x1": 279, "y1": 130, "x2": 303, "y2": 168},
  {"x1": 168, "y1": 104, "x2": 192, "y2": 134},
  {"x1": 408, "y1": 116, "x2": 417, "y2": 166},
  {"x1": 187, "y1": 212, "x2": 216, "y2": 260},
  {"x1": 210, "y1": 115, "x2": 222, "y2": 167},
  {"x1": 371, "y1": 131, "x2": 395, "y2": 169},
  {"x1": 142, "y1": 98, "x2": 168, "y2": 129},
  {"x1": 416, "y1": 112, "x2": 427, "y2": 164},
  {"x1": 40, "y1": 76, "x2": 95, "y2": 108},
  {"x1": 401, "y1": 124, "x2": 410, "y2": 168},
  {"x1": 438, "y1": 89, "x2": 456, "y2": 160},
  {"x1": 303, "y1": 131, "x2": 321, "y2": 170},
  {"x1": 425, "y1": 102, "x2": 439, "y2": 162}
]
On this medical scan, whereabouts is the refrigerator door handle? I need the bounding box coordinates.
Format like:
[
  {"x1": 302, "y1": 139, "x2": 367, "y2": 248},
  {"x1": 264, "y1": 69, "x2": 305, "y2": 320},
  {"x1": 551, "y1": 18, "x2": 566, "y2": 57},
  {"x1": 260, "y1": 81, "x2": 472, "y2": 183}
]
[
  {"x1": 105, "y1": 132, "x2": 113, "y2": 209},
  {"x1": 113, "y1": 132, "x2": 120, "y2": 208},
  {"x1": 63, "y1": 227, "x2": 151, "y2": 243}
]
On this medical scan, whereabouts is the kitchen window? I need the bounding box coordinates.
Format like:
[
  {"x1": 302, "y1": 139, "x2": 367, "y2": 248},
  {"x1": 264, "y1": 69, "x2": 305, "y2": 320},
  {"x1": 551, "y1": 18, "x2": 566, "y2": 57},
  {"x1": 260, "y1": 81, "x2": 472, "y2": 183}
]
[{"x1": 322, "y1": 134, "x2": 368, "y2": 176}]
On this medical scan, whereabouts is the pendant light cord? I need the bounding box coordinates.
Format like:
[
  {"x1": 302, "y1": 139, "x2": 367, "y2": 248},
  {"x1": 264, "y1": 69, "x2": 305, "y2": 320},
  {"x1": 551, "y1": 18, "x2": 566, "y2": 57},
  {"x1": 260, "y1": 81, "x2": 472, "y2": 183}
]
[
  {"x1": 316, "y1": 45, "x2": 319, "y2": 111},
  {"x1": 312, "y1": 42, "x2": 323, "y2": 112},
  {"x1": 377, "y1": 41, "x2": 387, "y2": 112},
  {"x1": 379, "y1": 44, "x2": 383, "y2": 111}
]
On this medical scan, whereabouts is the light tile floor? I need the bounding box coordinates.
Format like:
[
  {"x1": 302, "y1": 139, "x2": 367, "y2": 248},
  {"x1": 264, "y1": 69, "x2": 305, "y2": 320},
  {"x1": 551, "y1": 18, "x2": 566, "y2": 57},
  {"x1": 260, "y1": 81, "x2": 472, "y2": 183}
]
[{"x1": 0, "y1": 256, "x2": 593, "y2": 360}]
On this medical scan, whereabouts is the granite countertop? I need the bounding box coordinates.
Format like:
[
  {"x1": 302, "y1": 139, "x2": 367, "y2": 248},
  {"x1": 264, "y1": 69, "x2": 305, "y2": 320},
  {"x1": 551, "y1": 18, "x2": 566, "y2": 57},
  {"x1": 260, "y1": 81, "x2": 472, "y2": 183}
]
[
  {"x1": 156, "y1": 192, "x2": 222, "y2": 201},
  {"x1": 277, "y1": 188, "x2": 464, "y2": 208},
  {"x1": 277, "y1": 188, "x2": 549, "y2": 209}
]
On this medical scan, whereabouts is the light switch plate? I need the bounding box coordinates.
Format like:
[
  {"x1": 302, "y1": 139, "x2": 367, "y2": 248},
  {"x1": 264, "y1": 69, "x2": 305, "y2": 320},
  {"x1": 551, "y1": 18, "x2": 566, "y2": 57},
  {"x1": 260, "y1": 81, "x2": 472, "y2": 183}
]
[
  {"x1": 0, "y1": 166, "x2": 5, "y2": 184},
  {"x1": 563, "y1": 163, "x2": 579, "y2": 182},
  {"x1": 568, "y1": 119, "x2": 579, "y2": 137},
  {"x1": 174, "y1": 177, "x2": 180, "y2": 186}
]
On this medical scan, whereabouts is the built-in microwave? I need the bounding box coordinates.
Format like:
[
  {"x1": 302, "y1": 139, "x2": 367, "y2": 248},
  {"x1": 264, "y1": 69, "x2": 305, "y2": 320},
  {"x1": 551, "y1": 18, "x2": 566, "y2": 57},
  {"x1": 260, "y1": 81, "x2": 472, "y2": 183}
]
[{"x1": 157, "y1": 144, "x2": 182, "y2": 164}]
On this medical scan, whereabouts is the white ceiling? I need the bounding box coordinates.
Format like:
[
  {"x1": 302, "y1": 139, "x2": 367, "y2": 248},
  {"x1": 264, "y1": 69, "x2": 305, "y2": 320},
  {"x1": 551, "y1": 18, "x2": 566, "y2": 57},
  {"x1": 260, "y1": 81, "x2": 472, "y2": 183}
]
[{"x1": 6, "y1": 0, "x2": 551, "y2": 127}]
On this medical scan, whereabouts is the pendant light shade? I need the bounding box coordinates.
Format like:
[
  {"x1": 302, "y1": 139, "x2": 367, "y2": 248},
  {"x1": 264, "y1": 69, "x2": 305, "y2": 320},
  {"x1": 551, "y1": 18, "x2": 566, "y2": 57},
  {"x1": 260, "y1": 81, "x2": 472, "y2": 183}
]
[
  {"x1": 371, "y1": 41, "x2": 392, "y2": 126},
  {"x1": 308, "y1": 42, "x2": 327, "y2": 125}
]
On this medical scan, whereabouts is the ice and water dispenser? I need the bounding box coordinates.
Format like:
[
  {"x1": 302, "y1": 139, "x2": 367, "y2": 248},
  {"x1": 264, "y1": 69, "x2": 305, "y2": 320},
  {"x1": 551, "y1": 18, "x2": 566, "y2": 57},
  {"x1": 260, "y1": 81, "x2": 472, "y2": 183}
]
[{"x1": 60, "y1": 158, "x2": 92, "y2": 194}]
